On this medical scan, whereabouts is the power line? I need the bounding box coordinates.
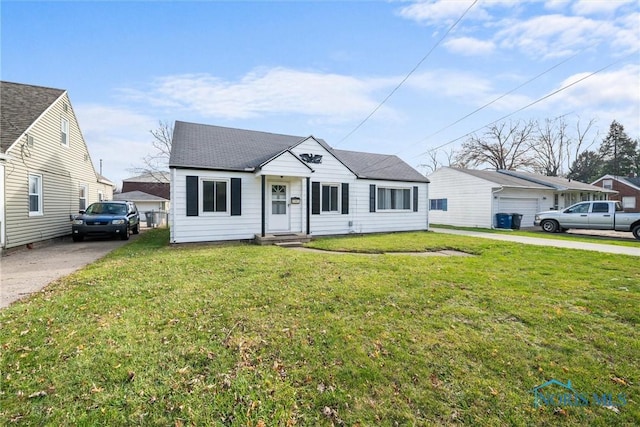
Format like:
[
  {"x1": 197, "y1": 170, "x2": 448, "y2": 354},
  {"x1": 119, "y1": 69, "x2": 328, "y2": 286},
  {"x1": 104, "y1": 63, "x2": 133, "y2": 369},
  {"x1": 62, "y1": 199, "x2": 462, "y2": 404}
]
[
  {"x1": 415, "y1": 50, "x2": 583, "y2": 147},
  {"x1": 421, "y1": 52, "x2": 638, "y2": 156},
  {"x1": 352, "y1": 53, "x2": 637, "y2": 176},
  {"x1": 335, "y1": 0, "x2": 479, "y2": 147}
]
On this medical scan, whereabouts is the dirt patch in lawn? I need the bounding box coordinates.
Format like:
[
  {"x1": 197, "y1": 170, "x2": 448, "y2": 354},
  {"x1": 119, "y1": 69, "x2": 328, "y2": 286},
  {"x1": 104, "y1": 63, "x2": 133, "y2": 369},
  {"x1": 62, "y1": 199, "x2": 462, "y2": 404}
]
[{"x1": 291, "y1": 247, "x2": 474, "y2": 257}]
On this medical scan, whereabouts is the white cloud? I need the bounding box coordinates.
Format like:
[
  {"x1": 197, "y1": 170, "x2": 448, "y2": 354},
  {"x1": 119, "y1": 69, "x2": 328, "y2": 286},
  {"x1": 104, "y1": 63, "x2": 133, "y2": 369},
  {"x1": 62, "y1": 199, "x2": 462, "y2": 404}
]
[
  {"x1": 122, "y1": 68, "x2": 395, "y2": 122},
  {"x1": 443, "y1": 36, "x2": 495, "y2": 55},
  {"x1": 540, "y1": 64, "x2": 640, "y2": 135},
  {"x1": 397, "y1": 0, "x2": 485, "y2": 25},
  {"x1": 497, "y1": 14, "x2": 617, "y2": 59},
  {"x1": 407, "y1": 69, "x2": 531, "y2": 112},
  {"x1": 572, "y1": 0, "x2": 635, "y2": 16},
  {"x1": 75, "y1": 104, "x2": 159, "y2": 185}
]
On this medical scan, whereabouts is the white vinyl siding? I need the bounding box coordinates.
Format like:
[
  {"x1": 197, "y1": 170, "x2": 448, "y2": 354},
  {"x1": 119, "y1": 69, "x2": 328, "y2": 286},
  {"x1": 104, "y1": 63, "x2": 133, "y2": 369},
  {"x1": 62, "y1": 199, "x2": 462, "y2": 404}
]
[{"x1": 3, "y1": 92, "x2": 113, "y2": 249}]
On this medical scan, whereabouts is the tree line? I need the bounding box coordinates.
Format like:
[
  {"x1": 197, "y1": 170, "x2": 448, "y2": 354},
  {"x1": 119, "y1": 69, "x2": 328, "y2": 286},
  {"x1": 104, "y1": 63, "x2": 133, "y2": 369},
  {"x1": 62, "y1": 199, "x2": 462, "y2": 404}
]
[{"x1": 425, "y1": 118, "x2": 639, "y2": 183}]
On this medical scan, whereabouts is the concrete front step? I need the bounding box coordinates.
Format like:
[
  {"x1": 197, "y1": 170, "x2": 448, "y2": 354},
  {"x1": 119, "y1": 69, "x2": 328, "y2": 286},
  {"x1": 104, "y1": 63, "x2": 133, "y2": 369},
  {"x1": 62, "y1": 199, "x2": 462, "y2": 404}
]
[{"x1": 254, "y1": 233, "x2": 311, "y2": 246}]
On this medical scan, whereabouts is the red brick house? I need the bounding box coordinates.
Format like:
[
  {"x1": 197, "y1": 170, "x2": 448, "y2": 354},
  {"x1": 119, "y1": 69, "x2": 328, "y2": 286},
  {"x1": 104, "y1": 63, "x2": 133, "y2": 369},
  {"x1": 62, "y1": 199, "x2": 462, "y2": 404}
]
[
  {"x1": 121, "y1": 172, "x2": 170, "y2": 200},
  {"x1": 592, "y1": 174, "x2": 640, "y2": 212}
]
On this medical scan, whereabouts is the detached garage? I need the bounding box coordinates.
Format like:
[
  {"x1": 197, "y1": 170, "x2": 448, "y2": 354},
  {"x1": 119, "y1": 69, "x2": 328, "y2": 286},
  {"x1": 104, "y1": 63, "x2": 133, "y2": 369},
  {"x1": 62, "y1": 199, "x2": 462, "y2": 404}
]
[{"x1": 427, "y1": 167, "x2": 612, "y2": 229}]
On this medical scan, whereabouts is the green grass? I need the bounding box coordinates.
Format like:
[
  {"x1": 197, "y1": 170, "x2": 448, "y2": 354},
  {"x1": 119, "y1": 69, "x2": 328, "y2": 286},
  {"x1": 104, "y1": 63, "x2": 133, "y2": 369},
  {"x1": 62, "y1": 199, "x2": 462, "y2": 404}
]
[
  {"x1": 430, "y1": 223, "x2": 640, "y2": 247},
  {"x1": 1, "y1": 229, "x2": 638, "y2": 426}
]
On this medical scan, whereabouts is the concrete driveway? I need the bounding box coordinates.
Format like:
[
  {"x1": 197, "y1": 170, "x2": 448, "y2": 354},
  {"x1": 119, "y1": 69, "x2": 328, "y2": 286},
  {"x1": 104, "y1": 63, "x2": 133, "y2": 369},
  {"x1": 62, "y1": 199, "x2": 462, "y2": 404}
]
[
  {"x1": 0, "y1": 233, "x2": 141, "y2": 309},
  {"x1": 430, "y1": 227, "x2": 640, "y2": 256}
]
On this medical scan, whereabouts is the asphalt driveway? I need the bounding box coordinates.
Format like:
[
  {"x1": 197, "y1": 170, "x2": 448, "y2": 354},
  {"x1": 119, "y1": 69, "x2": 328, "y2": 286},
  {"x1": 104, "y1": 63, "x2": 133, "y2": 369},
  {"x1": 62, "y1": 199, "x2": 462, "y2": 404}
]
[{"x1": 0, "y1": 233, "x2": 141, "y2": 309}]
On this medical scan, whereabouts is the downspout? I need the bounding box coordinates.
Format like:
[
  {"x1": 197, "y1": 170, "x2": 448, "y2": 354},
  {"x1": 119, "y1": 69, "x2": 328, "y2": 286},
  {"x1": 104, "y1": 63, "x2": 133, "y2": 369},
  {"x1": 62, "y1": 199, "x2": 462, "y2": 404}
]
[
  {"x1": 491, "y1": 186, "x2": 505, "y2": 229},
  {"x1": 306, "y1": 177, "x2": 310, "y2": 235},
  {"x1": 261, "y1": 175, "x2": 266, "y2": 238}
]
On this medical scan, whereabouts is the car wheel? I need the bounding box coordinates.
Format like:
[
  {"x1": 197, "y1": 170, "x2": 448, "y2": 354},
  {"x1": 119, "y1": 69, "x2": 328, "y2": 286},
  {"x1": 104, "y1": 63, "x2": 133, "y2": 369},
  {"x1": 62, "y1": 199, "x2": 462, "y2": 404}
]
[
  {"x1": 120, "y1": 228, "x2": 130, "y2": 240},
  {"x1": 632, "y1": 224, "x2": 640, "y2": 240},
  {"x1": 132, "y1": 224, "x2": 140, "y2": 235},
  {"x1": 72, "y1": 234, "x2": 84, "y2": 242},
  {"x1": 541, "y1": 220, "x2": 559, "y2": 233}
]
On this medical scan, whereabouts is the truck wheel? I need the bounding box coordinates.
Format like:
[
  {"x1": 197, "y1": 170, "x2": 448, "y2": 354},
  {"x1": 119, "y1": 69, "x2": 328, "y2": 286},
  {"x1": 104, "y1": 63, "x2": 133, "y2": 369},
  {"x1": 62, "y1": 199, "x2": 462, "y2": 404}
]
[
  {"x1": 541, "y1": 220, "x2": 559, "y2": 233},
  {"x1": 632, "y1": 225, "x2": 640, "y2": 240}
]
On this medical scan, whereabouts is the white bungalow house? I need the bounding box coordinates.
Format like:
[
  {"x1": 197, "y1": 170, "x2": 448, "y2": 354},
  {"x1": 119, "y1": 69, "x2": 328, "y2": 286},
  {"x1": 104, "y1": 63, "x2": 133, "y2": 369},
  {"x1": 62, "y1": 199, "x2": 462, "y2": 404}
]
[
  {"x1": 169, "y1": 121, "x2": 429, "y2": 243},
  {"x1": 0, "y1": 81, "x2": 114, "y2": 251},
  {"x1": 427, "y1": 167, "x2": 614, "y2": 229}
]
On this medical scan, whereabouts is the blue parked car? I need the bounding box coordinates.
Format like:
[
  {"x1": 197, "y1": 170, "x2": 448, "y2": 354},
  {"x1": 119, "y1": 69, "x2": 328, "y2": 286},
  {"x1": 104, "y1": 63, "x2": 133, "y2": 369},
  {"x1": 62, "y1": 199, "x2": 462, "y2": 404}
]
[{"x1": 72, "y1": 201, "x2": 140, "y2": 242}]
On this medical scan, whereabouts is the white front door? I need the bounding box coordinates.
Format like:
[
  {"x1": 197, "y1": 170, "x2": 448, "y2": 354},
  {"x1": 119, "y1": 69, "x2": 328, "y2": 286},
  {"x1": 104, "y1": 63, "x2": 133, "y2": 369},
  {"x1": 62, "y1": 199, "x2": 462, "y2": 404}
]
[{"x1": 269, "y1": 183, "x2": 290, "y2": 232}]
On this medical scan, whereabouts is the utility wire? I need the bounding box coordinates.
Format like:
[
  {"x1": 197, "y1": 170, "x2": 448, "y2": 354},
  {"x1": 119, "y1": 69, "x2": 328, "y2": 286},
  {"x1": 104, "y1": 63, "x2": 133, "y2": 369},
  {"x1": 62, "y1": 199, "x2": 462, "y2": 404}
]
[
  {"x1": 356, "y1": 52, "x2": 637, "y2": 175},
  {"x1": 421, "y1": 52, "x2": 638, "y2": 155},
  {"x1": 416, "y1": 50, "x2": 582, "y2": 149},
  {"x1": 335, "y1": 0, "x2": 479, "y2": 147}
]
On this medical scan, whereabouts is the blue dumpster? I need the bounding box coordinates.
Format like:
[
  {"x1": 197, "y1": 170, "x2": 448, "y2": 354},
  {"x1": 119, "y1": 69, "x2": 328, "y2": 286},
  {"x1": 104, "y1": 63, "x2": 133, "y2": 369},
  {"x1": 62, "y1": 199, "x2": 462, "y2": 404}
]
[{"x1": 495, "y1": 213, "x2": 512, "y2": 229}]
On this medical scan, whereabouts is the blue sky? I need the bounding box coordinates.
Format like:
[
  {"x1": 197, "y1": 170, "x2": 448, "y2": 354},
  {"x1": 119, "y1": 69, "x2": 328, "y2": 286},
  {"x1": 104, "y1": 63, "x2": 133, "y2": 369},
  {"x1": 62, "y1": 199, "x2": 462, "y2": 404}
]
[{"x1": 2, "y1": 0, "x2": 639, "y2": 187}]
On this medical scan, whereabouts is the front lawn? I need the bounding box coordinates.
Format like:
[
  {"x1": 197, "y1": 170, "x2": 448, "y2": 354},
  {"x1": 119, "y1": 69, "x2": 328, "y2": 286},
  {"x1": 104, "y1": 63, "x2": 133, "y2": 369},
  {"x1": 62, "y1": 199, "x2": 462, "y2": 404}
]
[{"x1": 1, "y1": 229, "x2": 638, "y2": 425}]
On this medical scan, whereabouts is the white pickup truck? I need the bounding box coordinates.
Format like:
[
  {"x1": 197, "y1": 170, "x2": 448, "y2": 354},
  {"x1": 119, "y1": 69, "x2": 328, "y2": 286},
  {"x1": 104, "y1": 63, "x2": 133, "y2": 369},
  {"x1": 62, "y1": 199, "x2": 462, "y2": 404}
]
[{"x1": 534, "y1": 201, "x2": 640, "y2": 240}]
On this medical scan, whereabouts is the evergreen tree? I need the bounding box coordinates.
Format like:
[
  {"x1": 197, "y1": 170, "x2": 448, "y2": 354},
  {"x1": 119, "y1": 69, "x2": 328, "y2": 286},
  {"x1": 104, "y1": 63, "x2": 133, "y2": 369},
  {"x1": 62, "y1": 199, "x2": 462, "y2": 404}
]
[
  {"x1": 567, "y1": 150, "x2": 603, "y2": 183},
  {"x1": 598, "y1": 121, "x2": 637, "y2": 177}
]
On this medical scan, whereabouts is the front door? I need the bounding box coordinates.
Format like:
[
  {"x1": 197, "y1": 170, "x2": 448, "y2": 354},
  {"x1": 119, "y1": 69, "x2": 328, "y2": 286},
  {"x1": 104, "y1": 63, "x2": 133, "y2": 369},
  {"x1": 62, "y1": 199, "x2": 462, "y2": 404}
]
[{"x1": 269, "y1": 183, "x2": 289, "y2": 232}]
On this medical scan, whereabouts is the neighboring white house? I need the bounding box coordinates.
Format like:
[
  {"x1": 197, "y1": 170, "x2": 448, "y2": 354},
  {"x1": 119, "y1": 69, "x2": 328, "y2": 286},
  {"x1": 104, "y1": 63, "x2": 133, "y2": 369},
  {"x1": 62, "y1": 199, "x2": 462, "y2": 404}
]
[
  {"x1": 0, "y1": 81, "x2": 114, "y2": 251},
  {"x1": 427, "y1": 167, "x2": 615, "y2": 229},
  {"x1": 113, "y1": 190, "x2": 169, "y2": 226},
  {"x1": 169, "y1": 121, "x2": 430, "y2": 243}
]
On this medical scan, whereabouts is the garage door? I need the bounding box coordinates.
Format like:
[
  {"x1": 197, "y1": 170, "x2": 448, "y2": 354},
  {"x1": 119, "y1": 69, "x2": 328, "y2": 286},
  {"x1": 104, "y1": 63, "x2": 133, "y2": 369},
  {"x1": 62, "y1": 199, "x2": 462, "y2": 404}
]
[{"x1": 497, "y1": 198, "x2": 539, "y2": 228}]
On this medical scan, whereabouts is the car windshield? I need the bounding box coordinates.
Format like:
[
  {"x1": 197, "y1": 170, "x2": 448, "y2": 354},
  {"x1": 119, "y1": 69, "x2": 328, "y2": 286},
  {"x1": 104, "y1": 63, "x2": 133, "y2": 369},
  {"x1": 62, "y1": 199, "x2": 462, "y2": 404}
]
[{"x1": 85, "y1": 203, "x2": 127, "y2": 215}]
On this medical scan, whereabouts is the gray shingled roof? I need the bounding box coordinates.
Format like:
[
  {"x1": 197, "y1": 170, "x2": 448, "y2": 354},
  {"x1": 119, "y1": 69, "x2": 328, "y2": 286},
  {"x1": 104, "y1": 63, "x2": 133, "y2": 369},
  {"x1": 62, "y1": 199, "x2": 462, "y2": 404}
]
[
  {"x1": 621, "y1": 176, "x2": 640, "y2": 189},
  {"x1": 1, "y1": 81, "x2": 65, "y2": 152},
  {"x1": 332, "y1": 148, "x2": 428, "y2": 182},
  {"x1": 447, "y1": 168, "x2": 550, "y2": 189},
  {"x1": 114, "y1": 190, "x2": 169, "y2": 202},
  {"x1": 499, "y1": 170, "x2": 611, "y2": 192},
  {"x1": 123, "y1": 172, "x2": 171, "y2": 183},
  {"x1": 170, "y1": 121, "x2": 429, "y2": 183}
]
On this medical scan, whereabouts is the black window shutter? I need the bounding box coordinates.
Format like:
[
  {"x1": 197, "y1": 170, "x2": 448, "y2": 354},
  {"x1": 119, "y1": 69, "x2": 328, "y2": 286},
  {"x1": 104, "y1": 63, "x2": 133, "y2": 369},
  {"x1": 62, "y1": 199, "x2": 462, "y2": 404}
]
[
  {"x1": 311, "y1": 182, "x2": 320, "y2": 215},
  {"x1": 341, "y1": 183, "x2": 349, "y2": 214},
  {"x1": 413, "y1": 186, "x2": 419, "y2": 212},
  {"x1": 369, "y1": 184, "x2": 376, "y2": 212},
  {"x1": 231, "y1": 178, "x2": 242, "y2": 216},
  {"x1": 186, "y1": 175, "x2": 199, "y2": 216}
]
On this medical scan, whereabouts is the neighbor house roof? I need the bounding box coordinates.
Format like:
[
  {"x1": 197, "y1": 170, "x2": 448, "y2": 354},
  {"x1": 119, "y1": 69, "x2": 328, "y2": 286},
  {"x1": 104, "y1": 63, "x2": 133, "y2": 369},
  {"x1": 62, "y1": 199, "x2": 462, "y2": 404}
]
[
  {"x1": 451, "y1": 168, "x2": 550, "y2": 189},
  {"x1": 170, "y1": 121, "x2": 429, "y2": 183},
  {"x1": 499, "y1": 170, "x2": 613, "y2": 192},
  {"x1": 123, "y1": 172, "x2": 170, "y2": 183},
  {"x1": 593, "y1": 174, "x2": 640, "y2": 191},
  {"x1": 113, "y1": 190, "x2": 168, "y2": 202},
  {"x1": 0, "y1": 81, "x2": 66, "y2": 152}
]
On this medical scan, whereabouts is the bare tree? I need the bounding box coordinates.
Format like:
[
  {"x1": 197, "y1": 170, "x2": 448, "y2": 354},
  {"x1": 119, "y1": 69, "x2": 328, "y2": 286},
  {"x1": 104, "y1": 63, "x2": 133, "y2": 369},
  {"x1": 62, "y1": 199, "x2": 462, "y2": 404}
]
[
  {"x1": 454, "y1": 120, "x2": 536, "y2": 170},
  {"x1": 530, "y1": 117, "x2": 569, "y2": 176},
  {"x1": 130, "y1": 120, "x2": 173, "y2": 182}
]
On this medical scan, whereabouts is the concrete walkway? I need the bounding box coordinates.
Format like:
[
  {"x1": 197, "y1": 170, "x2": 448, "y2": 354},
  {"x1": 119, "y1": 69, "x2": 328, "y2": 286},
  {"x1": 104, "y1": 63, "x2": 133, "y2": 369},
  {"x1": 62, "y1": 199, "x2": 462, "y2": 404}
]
[{"x1": 430, "y1": 228, "x2": 640, "y2": 257}]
